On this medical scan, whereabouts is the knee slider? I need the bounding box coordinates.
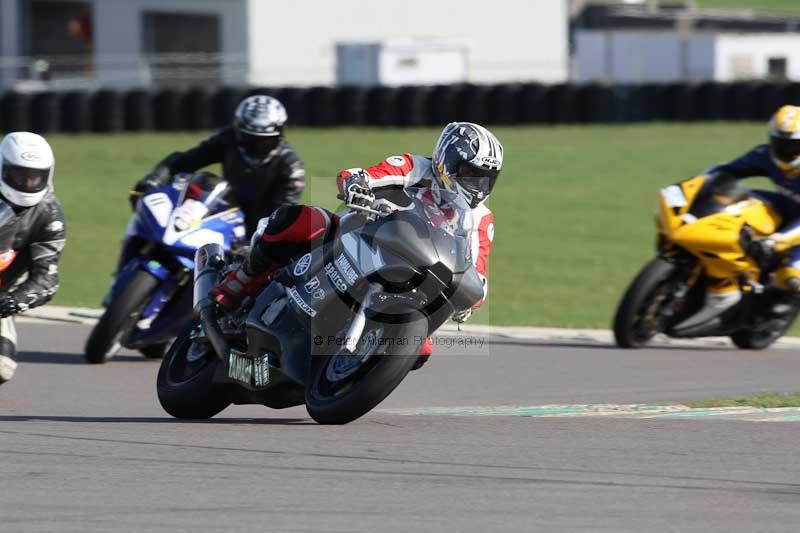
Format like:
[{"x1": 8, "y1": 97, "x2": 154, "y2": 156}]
[{"x1": 264, "y1": 205, "x2": 304, "y2": 236}]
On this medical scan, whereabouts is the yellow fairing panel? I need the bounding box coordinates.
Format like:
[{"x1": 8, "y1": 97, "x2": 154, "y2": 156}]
[
  {"x1": 670, "y1": 200, "x2": 781, "y2": 279},
  {"x1": 657, "y1": 176, "x2": 707, "y2": 235},
  {"x1": 657, "y1": 175, "x2": 783, "y2": 279}
]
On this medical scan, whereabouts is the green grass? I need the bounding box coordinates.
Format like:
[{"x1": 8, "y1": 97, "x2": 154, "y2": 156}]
[
  {"x1": 47, "y1": 124, "x2": 769, "y2": 327},
  {"x1": 686, "y1": 393, "x2": 800, "y2": 409}
]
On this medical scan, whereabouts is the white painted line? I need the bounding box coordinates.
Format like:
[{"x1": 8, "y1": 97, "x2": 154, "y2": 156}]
[{"x1": 378, "y1": 404, "x2": 800, "y2": 422}]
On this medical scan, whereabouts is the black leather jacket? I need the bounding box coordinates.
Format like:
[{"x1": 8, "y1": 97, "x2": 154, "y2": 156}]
[
  {"x1": 0, "y1": 192, "x2": 66, "y2": 310},
  {"x1": 150, "y1": 127, "x2": 305, "y2": 235}
]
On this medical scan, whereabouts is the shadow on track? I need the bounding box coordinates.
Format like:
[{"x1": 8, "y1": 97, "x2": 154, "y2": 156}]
[
  {"x1": 16, "y1": 351, "x2": 156, "y2": 365},
  {"x1": 0, "y1": 415, "x2": 313, "y2": 425}
]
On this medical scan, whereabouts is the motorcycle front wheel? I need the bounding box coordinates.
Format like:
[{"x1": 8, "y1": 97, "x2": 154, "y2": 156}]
[
  {"x1": 305, "y1": 309, "x2": 427, "y2": 425},
  {"x1": 156, "y1": 325, "x2": 230, "y2": 419},
  {"x1": 613, "y1": 257, "x2": 680, "y2": 349},
  {"x1": 84, "y1": 270, "x2": 159, "y2": 364}
]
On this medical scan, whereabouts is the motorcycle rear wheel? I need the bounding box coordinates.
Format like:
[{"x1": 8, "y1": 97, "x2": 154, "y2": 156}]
[
  {"x1": 84, "y1": 270, "x2": 159, "y2": 364},
  {"x1": 305, "y1": 310, "x2": 427, "y2": 425},
  {"x1": 613, "y1": 257, "x2": 679, "y2": 349},
  {"x1": 156, "y1": 326, "x2": 230, "y2": 419}
]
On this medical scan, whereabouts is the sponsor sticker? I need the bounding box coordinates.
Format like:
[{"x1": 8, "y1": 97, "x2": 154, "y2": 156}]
[
  {"x1": 334, "y1": 254, "x2": 358, "y2": 285},
  {"x1": 304, "y1": 276, "x2": 326, "y2": 300},
  {"x1": 304, "y1": 276, "x2": 320, "y2": 291},
  {"x1": 228, "y1": 350, "x2": 252, "y2": 385},
  {"x1": 20, "y1": 151, "x2": 41, "y2": 162},
  {"x1": 254, "y1": 354, "x2": 271, "y2": 387},
  {"x1": 288, "y1": 287, "x2": 317, "y2": 317},
  {"x1": 46, "y1": 220, "x2": 64, "y2": 233},
  {"x1": 387, "y1": 155, "x2": 406, "y2": 167},
  {"x1": 325, "y1": 263, "x2": 348, "y2": 292},
  {"x1": 481, "y1": 156, "x2": 501, "y2": 168},
  {"x1": 293, "y1": 253, "x2": 312, "y2": 276}
]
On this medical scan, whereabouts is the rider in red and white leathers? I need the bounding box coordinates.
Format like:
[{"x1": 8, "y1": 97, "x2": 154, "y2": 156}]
[
  {"x1": 337, "y1": 152, "x2": 496, "y2": 310},
  {"x1": 212, "y1": 122, "x2": 503, "y2": 368}
]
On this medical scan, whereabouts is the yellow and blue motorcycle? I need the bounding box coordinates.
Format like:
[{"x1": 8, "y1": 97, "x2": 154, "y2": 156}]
[{"x1": 613, "y1": 175, "x2": 799, "y2": 349}]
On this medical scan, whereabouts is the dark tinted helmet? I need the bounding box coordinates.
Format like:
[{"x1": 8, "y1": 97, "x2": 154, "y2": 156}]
[
  {"x1": 433, "y1": 122, "x2": 504, "y2": 208},
  {"x1": 236, "y1": 130, "x2": 281, "y2": 160},
  {"x1": 1, "y1": 161, "x2": 49, "y2": 193},
  {"x1": 771, "y1": 135, "x2": 800, "y2": 164}
]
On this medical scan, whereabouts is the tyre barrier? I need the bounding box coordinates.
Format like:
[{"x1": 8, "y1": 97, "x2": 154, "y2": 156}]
[
  {"x1": 425, "y1": 85, "x2": 459, "y2": 126},
  {"x1": 124, "y1": 90, "x2": 152, "y2": 131},
  {"x1": 2, "y1": 82, "x2": 800, "y2": 134},
  {"x1": 92, "y1": 90, "x2": 124, "y2": 132},
  {"x1": 152, "y1": 89, "x2": 183, "y2": 131},
  {"x1": 1, "y1": 92, "x2": 32, "y2": 132},
  {"x1": 210, "y1": 87, "x2": 246, "y2": 129},
  {"x1": 518, "y1": 83, "x2": 551, "y2": 123},
  {"x1": 31, "y1": 92, "x2": 60, "y2": 133},
  {"x1": 274, "y1": 87, "x2": 308, "y2": 127},
  {"x1": 365, "y1": 86, "x2": 398, "y2": 127},
  {"x1": 335, "y1": 86, "x2": 369, "y2": 126},
  {"x1": 305, "y1": 86, "x2": 337, "y2": 127},
  {"x1": 395, "y1": 86, "x2": 428, "y2": 127},
  {"x1": 180, "y1": 88, "x2": 213, "y2": 131},
  {"x1": 486, "y1": 84, "x2": 521, "y2": 125}
]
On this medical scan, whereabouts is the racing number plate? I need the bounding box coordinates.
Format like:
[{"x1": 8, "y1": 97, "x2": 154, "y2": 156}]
[{"x1": 228, "y1": 350, "x2": 271, "y2": 387}]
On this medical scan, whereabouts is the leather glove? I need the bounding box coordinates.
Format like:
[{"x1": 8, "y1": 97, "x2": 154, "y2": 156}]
[
  {"x1": 341, "y1": 170, "x2": 375, "y2": 210},
  {"x1": 745, "y1": 236, "x2": 777, "y2": 266},
  {"x1": 0, "y1": 294, "x2": 22, "y2": 318},
  {"x1": 452, "y1": 308, "x2": 472, "y2": 324},
  {"x1": 129, "y1": 166, "x2": 171, "y2": 209}
]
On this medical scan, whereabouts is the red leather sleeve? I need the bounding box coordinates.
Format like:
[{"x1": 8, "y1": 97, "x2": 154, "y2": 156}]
[
  {"x1": 337, "y1": 154, "x2": 415, "y2": 194},
  {"x1": 474, "y1": 212, "x2": 495, "y2": 308}
]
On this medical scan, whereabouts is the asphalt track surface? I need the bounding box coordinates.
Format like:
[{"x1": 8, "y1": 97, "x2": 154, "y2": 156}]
[{"x1": 3, "y1": 322, "x2": 800, "y2": 532}]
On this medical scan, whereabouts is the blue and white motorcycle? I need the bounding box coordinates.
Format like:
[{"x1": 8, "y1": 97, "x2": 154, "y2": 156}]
[{"x1": 85, "y1": 173, "x2": 247, "y2": 364}]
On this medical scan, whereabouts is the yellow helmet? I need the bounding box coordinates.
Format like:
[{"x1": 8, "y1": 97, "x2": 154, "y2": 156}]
[{"x1": 769, "y1": 105, "x2": 800, "y2": 176}]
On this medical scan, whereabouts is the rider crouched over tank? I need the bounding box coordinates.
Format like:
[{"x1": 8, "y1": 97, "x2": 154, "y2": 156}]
[
  {"x1": 211, "y1": 122, "x2": 502, "y2": 370},
  {"x1": 0, "y1": 133, "x2": 66, "y2": 386},
  {"x1": 130, "y1": 94, "x2": 305, "y2": 236},
  {"x1": 676, "y1": 105, "x2": 800, "y2": 329},
  {"x1": 107, "y1": 94, "x2": 305, "y2": 304}
]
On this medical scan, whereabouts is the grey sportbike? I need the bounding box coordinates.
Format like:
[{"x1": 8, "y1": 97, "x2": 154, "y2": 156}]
[{"x1": 156, "y1": 186, "x2": 484, "y2": 424}]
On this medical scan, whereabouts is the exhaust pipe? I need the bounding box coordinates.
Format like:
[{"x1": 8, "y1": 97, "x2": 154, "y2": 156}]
[{"x1": 193, "y1": 244, "x2": 230, "y2": 361}]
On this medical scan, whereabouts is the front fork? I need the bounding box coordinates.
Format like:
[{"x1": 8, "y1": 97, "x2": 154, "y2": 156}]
[{"x1": 343, "y1": 283, "x2": 382, "y2": 353}]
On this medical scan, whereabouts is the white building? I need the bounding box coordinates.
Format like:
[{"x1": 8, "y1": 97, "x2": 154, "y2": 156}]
[
  {"x1": 0, "y1": 0, "x2": 569, "y2": 90},
  {"x1": 574, "y1": 30, "x2": 800, "y2": 83}
]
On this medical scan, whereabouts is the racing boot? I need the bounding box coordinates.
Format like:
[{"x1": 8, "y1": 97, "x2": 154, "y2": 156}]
[
  {"x1": 212, "y1": 265, "x2": 278, "y2": 312},
  {"x1": 0, "y1": 336, "x2": 18, "y2": 386},
  {"x1": 674, "y1": 280, "x2": 741, "y2": 331}
]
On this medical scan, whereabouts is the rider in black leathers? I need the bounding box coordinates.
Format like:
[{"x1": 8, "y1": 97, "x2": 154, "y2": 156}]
[
  {"x1": 131, "y1": 94, "x2": 305, "y2": 235},
  {"x1": 0, "y1": 132, "x2": 67, "y2": 386}
]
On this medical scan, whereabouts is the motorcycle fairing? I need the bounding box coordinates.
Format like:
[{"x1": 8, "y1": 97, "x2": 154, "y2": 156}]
[
  {"x1": 116, "y1": 182, "x2": 246, "y2": 349},
  {"x1": 657, "y1": 175, "x2": 782, "y2": 280}
]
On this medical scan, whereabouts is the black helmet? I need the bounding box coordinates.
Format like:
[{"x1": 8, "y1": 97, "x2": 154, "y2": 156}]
[
  {"x1": 432, "y1": 122, "x2": 504, "y2": 208},
  {"x1": 233, "y1": 95, "x2": 288, "y2": 160}
]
